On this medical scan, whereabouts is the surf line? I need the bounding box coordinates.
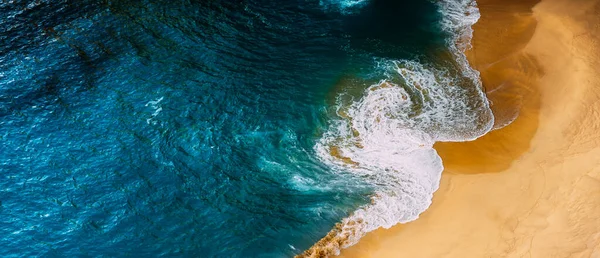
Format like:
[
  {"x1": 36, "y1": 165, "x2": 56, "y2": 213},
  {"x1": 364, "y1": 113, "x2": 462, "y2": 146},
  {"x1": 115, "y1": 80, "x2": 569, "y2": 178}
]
[{"x1": 298, "y1": 0, "x2": 494, "y2": 257}]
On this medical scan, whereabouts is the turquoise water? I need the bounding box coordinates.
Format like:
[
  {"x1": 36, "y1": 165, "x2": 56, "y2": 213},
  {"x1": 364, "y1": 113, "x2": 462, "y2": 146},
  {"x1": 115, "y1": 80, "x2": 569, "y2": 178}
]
[{"x1": 0, "y1": 0, "x2": 477, "y2": 257}]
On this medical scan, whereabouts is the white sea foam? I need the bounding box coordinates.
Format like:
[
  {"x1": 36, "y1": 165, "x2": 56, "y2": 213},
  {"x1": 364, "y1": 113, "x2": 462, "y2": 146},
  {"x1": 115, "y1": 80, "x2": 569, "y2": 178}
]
[
  {"x1": 319, "y1": 0, "x2": 368, "y2": 13},
  {"x1": 145, "y1": 96, "x2": 164, "y2": 125},
  {"x1": 309, "y1": 0, "x2": 493, "y2": 255}
]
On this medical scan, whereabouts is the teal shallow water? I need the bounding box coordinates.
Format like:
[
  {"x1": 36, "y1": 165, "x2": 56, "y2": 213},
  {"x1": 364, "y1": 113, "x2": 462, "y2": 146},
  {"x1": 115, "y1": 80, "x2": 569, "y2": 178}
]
[{"x1": 0, "y1": 0, "x2": 458, "y2": 257}]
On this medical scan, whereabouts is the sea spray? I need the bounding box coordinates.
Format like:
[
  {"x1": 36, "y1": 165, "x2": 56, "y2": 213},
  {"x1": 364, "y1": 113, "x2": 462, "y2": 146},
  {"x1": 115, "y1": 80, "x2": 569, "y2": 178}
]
[{"x1": 300, "y1": 0, "x2": 494, "y2": 256}]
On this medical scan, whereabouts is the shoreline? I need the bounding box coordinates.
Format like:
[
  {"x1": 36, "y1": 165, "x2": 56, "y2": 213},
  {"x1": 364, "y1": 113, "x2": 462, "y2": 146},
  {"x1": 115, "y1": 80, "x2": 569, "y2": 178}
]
[{"x1": 339, "y1": 0, "x2": 600, "y2": 257}]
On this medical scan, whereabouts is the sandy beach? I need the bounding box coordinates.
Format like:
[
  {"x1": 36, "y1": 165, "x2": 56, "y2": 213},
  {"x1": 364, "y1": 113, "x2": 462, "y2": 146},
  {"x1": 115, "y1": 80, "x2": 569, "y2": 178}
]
[{"x1": 339, "y1": 0, "x2": 600, "y2": 257}]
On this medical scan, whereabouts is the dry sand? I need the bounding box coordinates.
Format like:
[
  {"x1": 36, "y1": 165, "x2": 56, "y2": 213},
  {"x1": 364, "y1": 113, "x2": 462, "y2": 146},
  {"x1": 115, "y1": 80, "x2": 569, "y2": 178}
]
[{"x1": 339, "y1": 0, "x2": 600, "y2": 257}]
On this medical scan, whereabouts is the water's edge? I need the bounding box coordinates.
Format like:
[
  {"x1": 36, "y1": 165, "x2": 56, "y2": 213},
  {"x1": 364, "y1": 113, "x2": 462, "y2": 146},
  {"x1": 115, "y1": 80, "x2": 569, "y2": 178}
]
[{"x1": 300, "y1": 1, "x2": 494, "y2": 256}]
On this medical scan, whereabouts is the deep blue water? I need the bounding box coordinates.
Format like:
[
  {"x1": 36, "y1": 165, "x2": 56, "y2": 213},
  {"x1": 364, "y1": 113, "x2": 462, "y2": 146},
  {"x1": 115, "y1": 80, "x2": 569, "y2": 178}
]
[{"x1": 0, "y1": 0, "x2": 447, "y2": 257}]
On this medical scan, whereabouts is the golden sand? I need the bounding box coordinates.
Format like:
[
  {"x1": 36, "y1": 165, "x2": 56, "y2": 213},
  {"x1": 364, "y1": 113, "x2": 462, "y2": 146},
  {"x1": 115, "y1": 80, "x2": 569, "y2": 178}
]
[{"x1": 339, "y1": 0, "x2": 600, "y2": 257}]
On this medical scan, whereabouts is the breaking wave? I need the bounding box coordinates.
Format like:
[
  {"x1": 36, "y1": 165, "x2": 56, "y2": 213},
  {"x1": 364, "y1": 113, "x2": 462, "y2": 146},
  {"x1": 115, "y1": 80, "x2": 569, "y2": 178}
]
[{"x1": 300, "y1": 0, "x2": 494, "y2": 257}]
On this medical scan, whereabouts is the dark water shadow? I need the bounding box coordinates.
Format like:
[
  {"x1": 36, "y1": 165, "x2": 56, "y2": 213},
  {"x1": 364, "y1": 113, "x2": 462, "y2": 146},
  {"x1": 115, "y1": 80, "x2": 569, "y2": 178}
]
[{"x1": 339, "y1": 0, "x2": 446, "y2": 59}]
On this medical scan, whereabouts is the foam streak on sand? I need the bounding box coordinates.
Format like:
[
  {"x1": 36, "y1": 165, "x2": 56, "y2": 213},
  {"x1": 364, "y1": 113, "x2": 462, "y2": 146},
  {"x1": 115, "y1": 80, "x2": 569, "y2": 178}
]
[{"x1": 299, "y1": 1, "x2": 494, "y2": 257}]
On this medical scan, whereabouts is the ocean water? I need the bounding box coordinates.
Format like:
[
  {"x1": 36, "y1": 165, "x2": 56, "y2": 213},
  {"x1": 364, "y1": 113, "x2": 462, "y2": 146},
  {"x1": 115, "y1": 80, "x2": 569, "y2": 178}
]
[{"x1": 0, "y1": 0, "x2": 491, "y2": 257}]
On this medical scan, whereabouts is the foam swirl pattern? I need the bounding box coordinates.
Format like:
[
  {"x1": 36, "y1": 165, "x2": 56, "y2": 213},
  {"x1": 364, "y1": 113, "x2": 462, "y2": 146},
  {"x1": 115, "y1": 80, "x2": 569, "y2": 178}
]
[{"x1": 303, "y1": 0, "x2": 493, "y2": 256}]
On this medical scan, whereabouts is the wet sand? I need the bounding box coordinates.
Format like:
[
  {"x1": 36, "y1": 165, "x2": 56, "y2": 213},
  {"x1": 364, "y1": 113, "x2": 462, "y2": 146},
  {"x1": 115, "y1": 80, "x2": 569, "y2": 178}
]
[{"x1": 340, "y1": 0, "x2": 600, "y2": 257}]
